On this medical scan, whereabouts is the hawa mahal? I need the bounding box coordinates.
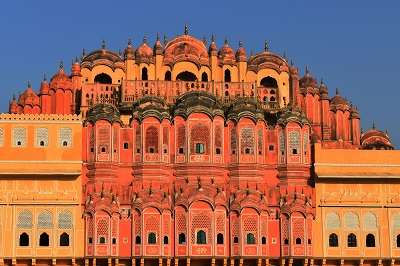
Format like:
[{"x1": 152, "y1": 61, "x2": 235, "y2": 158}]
[{"x1": 0, "y1": 27, "x2": 399, "y2": 266}]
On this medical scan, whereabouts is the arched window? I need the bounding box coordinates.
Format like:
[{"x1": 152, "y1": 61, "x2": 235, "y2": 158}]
[
  {"x1": 397, "y1": 234, "x2": 400, "y2": 248},
  {"x1": 260, "y1": 76, "x2": 278, "y2": 88},
  {"x1": 135, "y1": 235, "x2": 141, "y2": 244},
  {"x1": 178, "y1": 233, "x2": 186, "y2": 244},
  {"x1": 195, "y1": 143, "x2": 205, "y2": 154},
  {"x1": 233, "y1": 236, "x2": 239, "y2": 243},
  {"x1": 262, "y1": 237, "x2": 267, "y2": 244},
  {"x1": 366, "y1": 234, "x2": 375, "y2": 247},
  {"x1": 39, "y1": 232, "x2": 50, "y2": 246},
  {"x1": 284, "y1": 238, "x2": 289, "y2": 245},
  {"x1": 94, "y1": 73, "x2": 112, "y2": 84},
  {"x1": 17, "y1": 210, "x2": 33, "y2": 229},
  {"x1": 99, "y1": 236, "x2": 106, "y2": 244},
  {"x1": 19, "y1": 233, "x2": 29, "y2": 246},
  {"x1": 329, "y1": 233, "x2": 338, "y2": 247},
  {"x1": 224, "y1": 69, "x2": 231, "y2": 82},
  {"x1": 201, "y1": 72, "x2": 208, "y2": 82},
  {"x1": 145, "y1": 126, "x2": 159, "y2": 153},
  {"x1": 196, "y1": 230, "x2": 206, "y2": 244},
  {"x1": 247, "y1": 233, "x2": 256, "y2": 244},
  {"x1": 217, "y1": 233, "x2": 224, "y2": 244},
  {"x1": 295, "y1": 238, "x2": 302, "y2": 244},
  {"x1": 347, "y1": 233, "x2": 357, "y2": 247},
  {"x1": 176, "y1": 71, "x2": 197, "y2": 81},
  {"x1": 165, "y1": 71, "x2": 172, "y2": 81},
  {"x1": 163, "y1": 236, "x2": 169, "y2": 244},
  {"x1": 148, "y1": 232, "x2": 156, "y2": 244},
  {"x1": 141, "y1": 67, "x2": 148, "y2": 80},
  {"x1": 38, "y1": 210, "x2": 53, "y2": 228},
  {"x1": 60, "y1": 232, "x2": 70, "y2": 246}
]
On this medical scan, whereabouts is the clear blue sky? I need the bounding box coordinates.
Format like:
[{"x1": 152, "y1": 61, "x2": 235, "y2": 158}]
[{"x1": 0, "y1": 1, "x2": 399, "y2": 146}]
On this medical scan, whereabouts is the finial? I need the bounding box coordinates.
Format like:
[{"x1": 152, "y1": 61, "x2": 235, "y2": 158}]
[
  {"x1": 59, "y1": 60, "x2": 64, "y2": 69},
  {"x1": 224, "y1": 37, "x2": 228, "y2": 45},
  {"x1": 128, "y1": 38, "x2": 132, "y2": 46},
  {"x1": 239, "y1": 40, "x2": 243, "y2": 47},
  {"x1": 372, "y1": 121, "x2": 376, "y2": 129},
  {"x1": 250, "y1": 50, "x2": 254, "y2": 57},
  {"x1": 320, "y1": 78, "x2": 324, "y2": 84},
  {"x1": 74, "y1": 56, "x2": 79, "y2": 63},
  {"x1": 12, "y1": 94, "x2": 16, "y2": 101},
  {"x1": 264, "y1": 40, "x2": 269, "y2": 51},
  {"x1": 305, "y1": 65, "x2": 309, "y2": 74},
  {"x1": 156, "y1": 32, "x2": 160, "y2": 41},
  {"x1": 82, "y1": 48, "x2": 86, "y2": 57},
  {"x1": 163, "y1": 34, "x2": 168, "y2": 46},
  {"x1": 43, "y1": 73, "x2": 47, "y2": 81},
  {"x1": 335, "y1": 88, "x2": 339, "y2": 95},
  {"x1": 184, "y1": 24, "x2": 189, "y2": 35},
  {"x1": 211, "y1": 34, "x2": 215, "y2": 43},
  {"x1": 101, "y1": 40, "x2": 106, "y2": 49},
  {"x1": 143, "y1": 35, "x2": 147, "y2": 44},
  {"x1": 27, "y1": 80, "x2": 31, "y2": 88}
]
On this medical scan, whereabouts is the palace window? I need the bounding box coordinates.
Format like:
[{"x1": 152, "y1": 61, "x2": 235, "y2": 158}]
[
  {"x1": 39, "y1": 232, "x2": 50, "y2": 246},
  {"x1": 196, "y1": 230, "x2": 207, "y2": 244},
  {"x1": 112, "y1": 238, "x2": 117, "y2": 244},
  {"x1": 224, "y1": 69, "x2": 231, "y2": 82},
  {"x1": 195, "y1": 143, "x2": 205, "y2": 154},
  {"x1": 215, "y1": 147, "x2": 221, "y2": 154},
  {"x1": 17, "y1": 210, "x2": 33, "y2": 229},
  {"x1": 38, "y1": 211, "x2": 53, "y2": 229},
  {"x1": 262, "y1": 236, "x2": 267, "y2": 245},
  {"x1": 60, "y1": 233, "x2": 70, "y2": 246},
  {"x1": 13, "y1": 127, "x2": 26, "y2": 147},
  {"x1": 201, "y1": 72, "x2": 208, "y2": 82},
  {"x1": 326, "y1": 212, "x2": 340, "y2": 229},
  {"x1": 344, "y1": 212, "x2": 359, "y2": 229},
  {"x1": 178, "y1": 233, "x2": 186, "y2": 244},
  {"x1": 260, "y1": 76, "x2": 278, "y2": 88},
  {"x1": 94, "y1": 73, "x2": 112, "y2": 84},
  {"x1": 284, "y1": 238, "x2": 289, "y2": 245},
  {"x1": 141, "y1": 67, "x2": 148, "y2": 80},
  {"x1": 288, "y1": 131, "x2": 300, "y2": 155},
  {"x1": 135, "y1": 235, "x2": 141, "y2": 244},
  {"x1": 397, "y1": 235, "x2": 400, "y2": 247},
  {"x1": 240, "y1": 128, "x2": 254, "y2": 155},
  {"x1": 295, "y1": 237, "x2": 302, "y2": 244},
  {"x1": 163, "y1": 236, "x2": 169, "y2": 244},
  {"x1": 35, "y1": 128, "x2": 48, "y2": 147},
  {"x1": 59, "y1": 127, "x2": 72, "y2": 147},
  {"x1": 123, "y1": 142, "x2": 129, "y2": 149},
  {"x1": 88, "y1": 237, "x2": 93, "y2": 244},
  {"x1": 233, "y1": 236, "x2": 239, "y2": 244},
  {"x1": 366, "y1": 234, "x2": 376, "y2": 247},
  {"x1": 58, "y1": 211, "x2": 72, "y2": 229},
  {"x1": 146, "y1": 126, "x2": 158, "y2": 153},
  {"x1": 0, "y1": 128, "x2": 3, "y2": 147},
  {"x1": 247, "y1": 233, "x2": 256, "y2": 244},
  {"x1": 347, "y1": 233, "x2": 357, "y2": 247},
  {"x1": 99, "y1": 236, "x2": 106, "y2": 244},
  {"x1": 217, "y1": 233, "x2": 224, "y2": 244},
  {"x1": 19, "y1": 233, "x2": 29, "y2": 246},
  {"x1": 165, "y1": 71, "x2": 172, "y2": 81},
  {"x1": 148, "y1": 232, "x2": 157, "y2": 244}
]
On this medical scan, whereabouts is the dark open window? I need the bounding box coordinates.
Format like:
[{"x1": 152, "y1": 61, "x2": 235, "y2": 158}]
[
  {"x1": 196, "y1": 230, "x2": 206, "y2": 244},
  {"x1": 123, "y1": 142, "x2": 129, "y2": 149},
  {"x1": 262, "y1": 236, "x2": 267, "y2": 244},
  {"x1": 94, "y1": 73, "x2": 112, "y2": 84},
  {"x1": 295, "y1": 238, "x2": 302, "y2": 244},
  {"x1": 141, "y1": 67, "x2": 148, "y2": 80},
  {"x1": 201, "y1": 72, "x2": 208, "y2": 82},
  {"x1": 148, "y1": 232, "x2": 156, "y2": 244},
  {"x1": 88, "y1": 237, "x2": 93, "y2": 244},
  {"x1": 397, "y1": 234, "x2": 400, "y2": 248},
  {"x1": 328, "y1": 233, "x2": 338, "y2": 247},
  {"x1": 165, "y1": 71, "x2": 172, "y2": 81},
  {"x1": 39, "y1": 232, "x2": 50, "y2": 246},
  {"x1": 366, "y1": 234, "x2": 375, "y2": 247},
  {"x1": 112, "y1": 238, "x2": 117, "y2": 245},
  {"x1": 163, "y1": 236, "x2": 169, "y2": 244},
  {"x1": 60, "y1": 232, "x2": 69, "y2": 246},
  {"x1": 347, "y1": 233, "x2": 357, "y2": 247},
  {"x1": 217, "y1": 233, "x2": 224, "y2": 244},
  {"x1": 135, "y1": 235, "x2": 141, "y2": 244},
  {"x1": 247, "y1": 233, "x2": 256, "y2": 244},
  {"x1": 233, "y1": 236, "x2": 239, "y2": 243},
  {"x1": 99, "y1": 236, "x2": 106, "y2": 244},
  {"x1": 224, "y1": 69, "x2": 231, "y2": 82},
  {"x1": 284, "y1": 238, "x2": 289, "y2": 245},
  {"x1": 178, "y1": 233, "x2": 186, "y2": 244},
  {"x1": 195, "y1": 143, "x2": 205, "y2": 154},
  {"x1": 19, "y1": 233, "x2": 29, "y2": 246},
  {"x1": 260, "y1": 76, "x2": 278, "y2": 88},
  {"x1": 176, "y1": 71, "x2": 197, "y2": 81}
]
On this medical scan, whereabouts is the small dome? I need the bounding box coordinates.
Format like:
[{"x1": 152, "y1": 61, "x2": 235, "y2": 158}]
[
  {"x1": 135, "y1": 37, "x2": 153, "y2": 61},
  {"x1": 153, "y1": 34, "x2": 163, "y2": 55},
  {"x1": 18, "y1": 83, "x2": 39, "y2": 106},
  {"x1": 40, "y1": 75, "x2": 50, "y2": 94},
  {"x1": 71, "y1": 58, "x2": 81, "y2": 76},
  {"x1": 361, "y1": 123, "x2": 394, "y2": 150},
  {"x1": 218, "y1": 39, "x2": 235, "y2": 61},
  {"x1": 209, "y1": 35, "x2": 217, "y2": 56},
  {"x1": 124, "y1": 38, "x2": 135, "y2": 60},
  {"x1": 51, "y1": 62, "x2": 69, "y2": 82},
  {"x1": 299, "y1": 67, "x2": 317, "y2": 88},
  {"x1": 330, "y1": 88, "x2": 348, "y2": 106},
  {"x1": 50, "y1": 62, "x2": 73, "y2": 90},
  {"x1": 319, "y1": 79, "x2": 328, "y2": 95},
  {"x1": 235, "y1": 41, "x2": 247, "y2": 62}
]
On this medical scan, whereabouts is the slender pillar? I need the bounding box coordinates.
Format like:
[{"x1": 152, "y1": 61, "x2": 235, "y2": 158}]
[
  {"x1": 12, "y1": 258, "x2": 16, "y2": 266},
  {"x1": 230, "y1": 258, "x2": 235, "y2": 266},
  {"x1": 167, "y1": 258, "x2": 171, "y2": 266},
  {"x1": 187, "y1": 257, "x2": 191, "y2": 266},
  {"x1": 132, "y1": 258, "x2": 136, "y2": 266},
  {"x1": 359, "y1": 259, "x2": 364, "y2": 266},
  {"x1": 52, "y1": 259, "x2": 57, "y2": 266},
  {"x1": 288, "y1": 258, "x2": 293, "y2": 266},
  {"x1": 239, "y1": 258, "x2": 243, "y2": 266},
  {"x1": 93, "y1": 258, "x2": 96, "y2": 266},
  {"x1": 265, "y1": 258, "x2": 270, "y2": 266},
  {"x1": 310, "y1": 259, "x2": 314, "y2": 266},
  {"x1": 85, "y1": 259, "x2": 89, "y2": 266},
  {"x1": 175, "y1": 258, "x2": 179, "y2": 266},
  {"x1": 72, "y1": 258, "x2": 76, "y2": 266},
  {"x1": 0, "y1": 258, "x2": 4, "y2": 266},
  {"x1": 281, "y1": 258, "x2": 286, "y2": 266},
  {"x1": 115, "y1": 258, "x2": 119, "y2": 266},
  {"x1": 159, "y1": 257, "x2": 163, "y2": 266},
  {"x1": 211, "y1": 258, "x2": 216, "y2": 266},
  {"x1": 140, "y1": 258, "x2": 144, "y2": 266},
  {"x1": 32, "y1": 259, "x2": 36, "y2": 266},
  {"x1": 223, "y1": 258, "x2": 227, "y2": 266},
  {"x1": 258, "y1": 258, "x2": 262, "y2": 266}
]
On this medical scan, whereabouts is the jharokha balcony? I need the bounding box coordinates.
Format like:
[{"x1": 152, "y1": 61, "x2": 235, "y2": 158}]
[{"x1": 82, "y1": 80, "x2": 281, "y2": 110}]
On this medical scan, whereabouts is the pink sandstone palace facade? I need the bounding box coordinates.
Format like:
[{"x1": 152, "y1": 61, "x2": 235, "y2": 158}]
[{"x1": 0, "y1": 28, "x2": 399, "y2": 266}]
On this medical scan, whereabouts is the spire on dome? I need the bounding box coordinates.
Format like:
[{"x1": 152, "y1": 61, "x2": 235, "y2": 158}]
[
  {"x1": 211, "y1": 34, "x2": 215, "y2": 43},
  {"x1": 82, "y1": 48, "x2": 86, "y2": 58},
  {"x1": 372, "y1": 121, "x2": 376, "y2": 129},
  {"x1": 335, "y1": 88, "x2": 339, "y2": 95},
  {"x1": 224, "y1": 37, "x2": 228, "y2": 45},
  {"x1": 156, "y1": 32, "x2": 160, "y2": 41},
  {"x1": 184, "y1": 24, "x2": 189, "y2": 35},
  {"x1": 239, "y1": 40, "x2": 243, "y2": 47},
  {"x1": 143, "y1": 35, "x2": 147, "y2": 44},
  {"x1": 264, "y1": 40, "x2": 269, "y2": 52},
  {"x1": 27, "y1": 80, "x2": 31, "y2": 88},
  {"x1": 43, "y1": 73, "x2": 47, "y2": 81},
  {"x1": 163, "y1": 34, "x2": 168, "y2": 46},
  {"x1": 59, "y1": 60, "x2": 64, "y2": 70},
  {"x1": 101, "y1": 40, "x2": 106, "y2": 49},
  {"x1": 128, "y1": 37, "x2": 132, "y2": 46}
]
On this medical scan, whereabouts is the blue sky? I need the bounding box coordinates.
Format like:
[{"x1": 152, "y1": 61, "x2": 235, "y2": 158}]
[{"x1": 0, "y1": 1, "x2": 399, "y2": 146}]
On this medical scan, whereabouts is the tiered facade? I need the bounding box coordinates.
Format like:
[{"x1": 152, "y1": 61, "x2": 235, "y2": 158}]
[{"x1": 0, "y1": 29, "x2": 398, "y2": 266}]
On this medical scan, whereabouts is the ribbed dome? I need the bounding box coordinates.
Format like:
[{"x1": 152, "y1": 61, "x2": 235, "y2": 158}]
[
  {"x1": 218, "y1": 39, "x2": 235, "y2": 60},
  {"x1": 330, "y1": 88, "x2": 348, "y2": 106},
  {"x1": 135, "y1": 37, "x2": 153, "y2": 59},
  {"x1": 18, "y1": 83, "x2": 39, "y2": 106},
  {"x1": 153, "y1": 34, "x2": 163, "y2": 55},
  {"x1": 235, "y1": 41, "x2": 247, "y2": 62},
  {"x1": 124, "y1": 39, "x2": 134, "y2": 60},
  {"x1": 299, "y1": 68, "x2": 317, "y2": 88},
  {"x1": 209, "y1": 35, "x2": 217, "y2": 56}
]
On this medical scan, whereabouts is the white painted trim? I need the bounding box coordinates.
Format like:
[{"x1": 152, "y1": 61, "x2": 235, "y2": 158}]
[{"x1": 315, "y1": 163, "x2": 400, "y2": 167}]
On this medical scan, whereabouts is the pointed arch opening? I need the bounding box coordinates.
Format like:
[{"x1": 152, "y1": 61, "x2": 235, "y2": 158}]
[
  {"x1": 366, "y1": 233, "x2": 375, "y2": 247},
  {"x1": 347, "y1": 233, "x2": 357, "y2": 247},
  {"x1": 246, "y1": 233, "x2": 256, "y2": 244},
  {"x1": 141, "y1": 67, "x2": 148, "y2": 80},
  {"x1": 217, "y1": 233, "x2": 224, "y2": 244},
  {"x1": 201, "y1": 72, "x2": 208, "y2": 82},
  {"x1": 224, "y1": 69, "x2": 231, "y2": 82},
  {"x1": 60, "y1": 232, "x2": 70, "y2": 246},
  {"x1": 19, "y1": 232, "x2": 29, "y2": 246},
  {"x1": 94, "y1": 73, "x2": 112, "y2": 84},
  {"x1": 165, "y1": 71, "x2": 172, "y2": 81},
  {"x1": 260, "y1": 76, "x2": 278, "y2": 88},
  {"x1": 176, "y1": 71, "x2": 197, "y2": 81},
  {"x1": 196, "y1": 230, "x2": 207, "y2": 244},
  {"x1": 39, "y1": 232, "x2": 50, "y2": 246}
]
